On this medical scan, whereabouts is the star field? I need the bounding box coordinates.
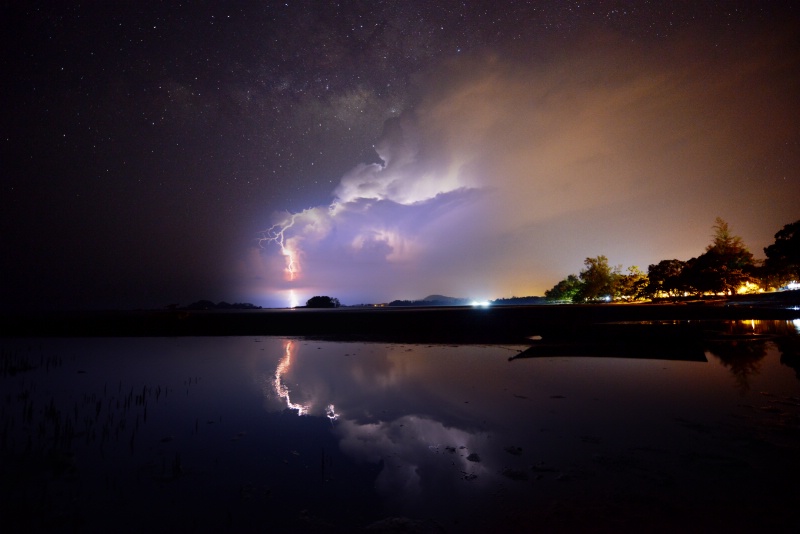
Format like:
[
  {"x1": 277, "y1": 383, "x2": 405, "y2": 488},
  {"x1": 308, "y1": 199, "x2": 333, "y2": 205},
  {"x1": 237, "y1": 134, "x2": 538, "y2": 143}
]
[{"x1": 2, "y1": 1, "x2": 798, "y2": 309}]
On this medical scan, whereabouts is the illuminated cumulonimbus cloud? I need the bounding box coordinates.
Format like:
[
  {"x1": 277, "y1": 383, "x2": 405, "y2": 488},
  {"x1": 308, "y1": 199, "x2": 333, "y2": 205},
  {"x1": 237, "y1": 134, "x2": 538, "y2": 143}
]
[
  {"x1": 256, "y1": 110, "x2": 489, "y2": 305},
  {"x1": 251, "y1": 32, "x2": 797, "y2": 306}
]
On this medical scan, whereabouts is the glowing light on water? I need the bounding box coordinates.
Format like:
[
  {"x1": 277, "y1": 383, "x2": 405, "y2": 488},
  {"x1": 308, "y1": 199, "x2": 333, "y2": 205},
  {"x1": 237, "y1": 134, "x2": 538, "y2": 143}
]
[
  {"x1": 260, "y1": 340, "x2": 341, "y2": 421},
  {"x1": 274, "y1": 340, "x2": 308, "y2": 415}
]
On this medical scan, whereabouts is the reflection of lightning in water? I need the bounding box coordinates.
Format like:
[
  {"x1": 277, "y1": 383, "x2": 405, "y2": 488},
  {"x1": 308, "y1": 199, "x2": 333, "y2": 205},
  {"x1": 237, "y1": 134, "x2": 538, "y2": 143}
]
[
  {"x1": 256, "y1": 339, "x2": 340, "y2": 422},
  {"x1": 274, "y1": 340, "x2": 308, "y2": 415},
  {"x1": 258, "y1": 214, "x2": 299, "y2": 280}
]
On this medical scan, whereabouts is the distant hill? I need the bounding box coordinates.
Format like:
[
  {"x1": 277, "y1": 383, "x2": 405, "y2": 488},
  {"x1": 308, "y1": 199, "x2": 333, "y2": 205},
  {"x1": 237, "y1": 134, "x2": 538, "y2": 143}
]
[
  {"x1": 491, "y1": 296, "x2": 548, "y2": 306},
  {"x1": 182, "y1": 300, "x2": 262, "y2": 310},
  {"x1": 390, "y1": 295, "x2": 468, "y2": 307},
  {"x1": 388, "y1": 295, "x2": 547, "y2": 307},
  {"x1": 422, "y1": 295, "x2": 467, "y2": 304}
]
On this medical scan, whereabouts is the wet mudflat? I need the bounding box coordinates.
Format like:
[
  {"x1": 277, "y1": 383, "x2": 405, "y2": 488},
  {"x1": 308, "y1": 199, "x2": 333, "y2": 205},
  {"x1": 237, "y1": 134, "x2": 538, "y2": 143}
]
[{"x1": 2, "y1": 320, "x2": 800, "y2": 532}]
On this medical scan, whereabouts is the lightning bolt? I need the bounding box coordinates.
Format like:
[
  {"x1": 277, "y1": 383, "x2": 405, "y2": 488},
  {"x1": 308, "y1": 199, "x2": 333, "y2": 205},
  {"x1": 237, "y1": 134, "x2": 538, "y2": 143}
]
[
  {"x1": 259, "y1": 213, "x2": 299, "y2": 281},
  {"x1": 325, "y1": 403, "x2": 338, "y2": 426}
]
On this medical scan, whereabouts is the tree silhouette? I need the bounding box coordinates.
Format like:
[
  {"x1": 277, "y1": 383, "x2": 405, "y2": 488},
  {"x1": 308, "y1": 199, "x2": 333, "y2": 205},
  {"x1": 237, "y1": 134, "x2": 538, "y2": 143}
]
[
  {"x1": 764, "y1": 219, "x2": 800, "y2": 287},
  {"x1": 544, "y1": 274, "x2": 582, "y2": 301},
  {"x1": 682, "y1": 218, "x2": 756, "y2": 295},
  {"x1": 544, "y1": 218, "x2": 800, "y2": 301},
  {"x1": 574, "y1": 256, "x2": 617, "y2": 302},
  {"x1": 646, "y1": 259, "x2": 687, "y2": 298},
  {"x1": 305, "y1": 295, "x2": 341, "y2": 308},
  {"x1": 615, "y1": 266, "x2": 649, "y2": 300}
]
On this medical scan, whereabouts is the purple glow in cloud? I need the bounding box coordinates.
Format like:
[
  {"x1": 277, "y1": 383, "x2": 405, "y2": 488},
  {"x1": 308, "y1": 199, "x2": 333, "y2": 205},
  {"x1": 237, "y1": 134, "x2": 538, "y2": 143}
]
[
  {"x1": 252, "y1": 112, "x2": 488, "y2": 306},
  {"x1": 243, "y1": 35, "x2": 800, "y2": 307}
]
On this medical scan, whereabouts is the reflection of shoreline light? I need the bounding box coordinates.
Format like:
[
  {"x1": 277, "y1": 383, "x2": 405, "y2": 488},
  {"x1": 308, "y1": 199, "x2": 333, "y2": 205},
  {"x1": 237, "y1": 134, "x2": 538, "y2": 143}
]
[{"x1": 274, "y1": 340, "x2": 308, "y2": 415}]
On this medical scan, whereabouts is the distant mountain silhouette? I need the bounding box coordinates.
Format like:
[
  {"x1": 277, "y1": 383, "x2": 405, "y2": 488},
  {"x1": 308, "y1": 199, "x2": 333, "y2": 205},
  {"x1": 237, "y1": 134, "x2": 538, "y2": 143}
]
[
  {"x1": 390, "y1": 296, "x2": 468, "y2": 307},
  {"x1": 422, "y1": 295, "x2": 464, "y2": 303},
  {"x1": 389, "y1": 294, "x2": 547, "y2": 307},
  {"x1": 182, "y1": 300, "x2": 262, "y2": 310}
]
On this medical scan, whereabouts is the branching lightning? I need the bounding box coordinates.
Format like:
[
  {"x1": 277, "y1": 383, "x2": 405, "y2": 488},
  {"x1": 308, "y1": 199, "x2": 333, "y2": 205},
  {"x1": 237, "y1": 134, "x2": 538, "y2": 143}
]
[
  {"x1": 259, "y1": 213, "x2": 300, "y2": 281},
  {"x1": 269, "y1": 340, "x2": 340, "y2": 425}
]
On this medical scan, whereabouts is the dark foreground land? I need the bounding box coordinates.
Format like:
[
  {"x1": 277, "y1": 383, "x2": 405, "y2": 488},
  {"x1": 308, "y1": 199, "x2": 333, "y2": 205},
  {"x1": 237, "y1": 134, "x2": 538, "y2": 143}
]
[{"x1": 3, "y1": 291, "x2": 799, "y2": 343}]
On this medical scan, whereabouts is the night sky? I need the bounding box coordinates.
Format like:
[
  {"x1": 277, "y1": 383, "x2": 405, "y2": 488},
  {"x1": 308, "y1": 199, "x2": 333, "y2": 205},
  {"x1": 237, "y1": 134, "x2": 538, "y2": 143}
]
[{"x1": 3, "y1": 1, "x2": 799, "y2": 310}]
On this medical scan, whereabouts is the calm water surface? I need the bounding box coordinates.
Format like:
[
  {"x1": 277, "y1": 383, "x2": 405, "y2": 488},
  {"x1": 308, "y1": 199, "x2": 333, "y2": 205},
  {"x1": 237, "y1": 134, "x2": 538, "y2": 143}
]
[{"x1": 2, "y1": 320, "x2": 800, "y2": 532}]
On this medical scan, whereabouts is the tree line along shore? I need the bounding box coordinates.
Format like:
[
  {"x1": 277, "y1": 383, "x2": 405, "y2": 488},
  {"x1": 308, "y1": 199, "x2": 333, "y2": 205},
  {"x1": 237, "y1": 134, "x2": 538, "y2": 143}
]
[
  {"x1": 545, "y1": 218, "x2": 800, "y2": 303},
  {"x1": 2, "y1": 292, "x2": 799, "y2": 342}
]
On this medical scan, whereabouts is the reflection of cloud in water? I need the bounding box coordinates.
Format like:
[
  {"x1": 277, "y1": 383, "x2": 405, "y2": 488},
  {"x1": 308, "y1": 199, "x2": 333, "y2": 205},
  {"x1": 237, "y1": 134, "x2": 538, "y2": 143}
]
[
  {"x1": 243, "y1": 334, "x2": 800, "y2": 521},
  {"x1": 255, "y1": 341, "x2": 406, "y2": 419},
  {"x1": 334, "y1": 414, "x2": 496, "y2": 508},
  {"x1": 251, "y1": 340, "x2": 506, "y2": 509}
]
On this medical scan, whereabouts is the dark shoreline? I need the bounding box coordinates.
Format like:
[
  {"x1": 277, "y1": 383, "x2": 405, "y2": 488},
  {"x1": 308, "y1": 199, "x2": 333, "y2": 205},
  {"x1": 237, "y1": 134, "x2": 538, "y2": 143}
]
[{"x1": 3, "y1": 291, "x2": 799, "y2": 343}]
